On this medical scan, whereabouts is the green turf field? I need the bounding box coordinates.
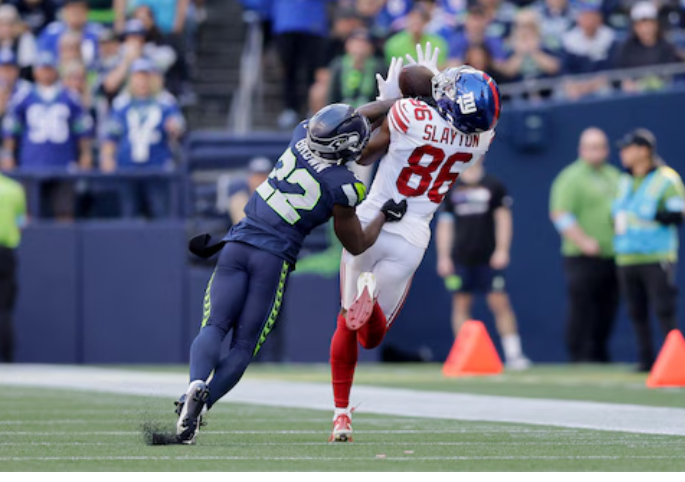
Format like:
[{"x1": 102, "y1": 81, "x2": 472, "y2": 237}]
[{"x1": 1, "y1": 364, "x2": 685, "y2": 471}]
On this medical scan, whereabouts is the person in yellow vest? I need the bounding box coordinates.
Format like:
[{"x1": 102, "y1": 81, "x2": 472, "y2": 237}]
[
  {"x1": 0, "y1": 172, "x2": 25, "y2": 363},
  {"x1": 614, "y1": 129, "x2": 685, "y2": 372}
]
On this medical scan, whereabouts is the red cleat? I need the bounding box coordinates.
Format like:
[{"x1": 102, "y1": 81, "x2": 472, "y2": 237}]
[{"x1": 346, "y1": 273, "x2": 377, "y2": 331}]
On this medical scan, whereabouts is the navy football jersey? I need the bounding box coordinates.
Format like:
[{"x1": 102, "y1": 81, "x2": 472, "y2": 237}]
[{"x1": 225, "y1": 121, "x2": 367, "y2": 264}]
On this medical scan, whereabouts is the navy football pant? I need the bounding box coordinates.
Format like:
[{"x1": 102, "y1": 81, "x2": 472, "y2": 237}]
[{"x1": 189, "y1": 241, "x2": 290, "y2": 408}]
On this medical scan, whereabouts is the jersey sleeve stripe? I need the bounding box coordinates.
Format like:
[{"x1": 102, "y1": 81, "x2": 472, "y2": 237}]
[
  {"x1": 391, "y1": 105, "x2": 409, "y2": 133},
  {"x1": 397, "y1": 102, "x2": 411, "y2": 124},
  {"x1": 342, "y1": 184, "x2": 358, "y2": 207},
  {"x1": 388, "y1": 110, "x2": 402, "y2": 133}
]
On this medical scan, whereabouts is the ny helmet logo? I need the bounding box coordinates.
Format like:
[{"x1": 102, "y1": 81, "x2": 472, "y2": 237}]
[{"x1": 456, "y1": 93, "x2": 477, "y2": 115}]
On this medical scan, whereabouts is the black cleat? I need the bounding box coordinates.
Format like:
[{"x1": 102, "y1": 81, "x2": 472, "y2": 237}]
[{"x1": 176, "y1": 380, "x2": 209, "y2": 444}]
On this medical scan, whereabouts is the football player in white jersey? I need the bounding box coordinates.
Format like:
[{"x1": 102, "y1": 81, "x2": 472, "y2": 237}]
[{"x1": 329, "y1": 48, "x2": 502, "y2": 442}]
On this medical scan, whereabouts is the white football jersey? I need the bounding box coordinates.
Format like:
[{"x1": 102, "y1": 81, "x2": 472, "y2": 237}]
[{"x1": 357, "y1": 98, "x2": 495, "y2": 248}]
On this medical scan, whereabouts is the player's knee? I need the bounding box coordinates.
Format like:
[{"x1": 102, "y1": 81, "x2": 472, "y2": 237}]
[
  {"x1": 358, "y1": 333, "x2": 383, "y2": 350},
  {"x1": 487, "y1": 293, "x2": 512, "y2": 315}
]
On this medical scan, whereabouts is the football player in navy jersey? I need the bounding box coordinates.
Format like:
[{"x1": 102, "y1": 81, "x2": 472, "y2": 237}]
[{"x1": 174, "y1": 100, "x2": 407, "y2": 444}]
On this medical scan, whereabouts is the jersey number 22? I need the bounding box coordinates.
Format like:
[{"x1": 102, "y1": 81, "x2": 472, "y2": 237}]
[{"x1": 257, "y1": 149, "x2": 321, "y2": 224}]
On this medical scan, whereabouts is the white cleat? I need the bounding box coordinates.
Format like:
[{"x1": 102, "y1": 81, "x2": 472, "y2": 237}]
[
  {"x1": 176, "y1": 380, "x2": 209, "y2": 445},
  {"x1": 506, "y1": 356, "x2": 532, "y2": 371},
  {"x1": 329, "y1": 411, "x2": 353, "y2": 442},
  {"x1": 346, "y1": 272, "x2": 377, "y2": 331}
]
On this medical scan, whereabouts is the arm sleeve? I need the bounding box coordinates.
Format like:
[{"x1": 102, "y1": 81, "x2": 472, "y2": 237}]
[{"x1": 331, "y1": 181, "x2": 367, "y2": 208}]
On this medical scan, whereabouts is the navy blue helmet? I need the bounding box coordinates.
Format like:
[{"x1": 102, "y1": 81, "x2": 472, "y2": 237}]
[
  {"x1": 306, "y1": 104, "x2": 371, "y2": 165},
  {"x1": 432, "y1": 67, "x2": 501, "y2": 134}
]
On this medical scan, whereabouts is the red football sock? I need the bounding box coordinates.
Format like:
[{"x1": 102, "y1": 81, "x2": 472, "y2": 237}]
[
  {"x1": 358, "y1": 302, "x2": 387, "y2": 349},
  {"x1": 330, "y1": 312, "x2": 358, "y2": 409}
]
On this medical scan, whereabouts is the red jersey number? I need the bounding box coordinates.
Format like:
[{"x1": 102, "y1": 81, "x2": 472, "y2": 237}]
[{"x1": 396, "y1": 146, "x2": 473, "y2": 204}]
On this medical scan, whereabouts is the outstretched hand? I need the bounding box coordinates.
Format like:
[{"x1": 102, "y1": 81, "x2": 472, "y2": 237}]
[
  {"x1": 376, "y1": 56, "x2": 404, "y2": 101},
  {"x1": 405, "y1": 42, "x2": 440, "y2": 76}
]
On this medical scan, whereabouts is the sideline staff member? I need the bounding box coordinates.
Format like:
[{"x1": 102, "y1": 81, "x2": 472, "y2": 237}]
[
  {"x1": 437, "y1": 160, "x2": 530, "y2": 370},
  {"x1": 550, "y1": 128, "x2": 621, "y2": 363},
  {"x1": 614, "y1": 129, "x2": 685, "y2": 372},
  {"x1": 0, "y1": 172, "x2": 26, "y2": 362}
]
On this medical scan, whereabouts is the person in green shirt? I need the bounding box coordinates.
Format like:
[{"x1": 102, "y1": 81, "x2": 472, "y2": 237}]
[
  {"x1": 0, "y1": 172, "x2": 26, "y2": 363},
  {"x1": 549, "y1": 127, "x2": 621, "y2": 363},
  {"x1": 614, "y1": 129, "x2": 685, "y2": 371},
  {"x1": 383, "y1": 5, "x2": 448, "y2": 67}
]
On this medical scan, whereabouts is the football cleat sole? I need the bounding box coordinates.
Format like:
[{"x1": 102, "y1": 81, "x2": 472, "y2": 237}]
[
  {"x1": 346, "y1": 272, "x2": 376, "y2": 331},
  {"x1": 176, "y1": 380, "x2": 209, "y2": 445}
]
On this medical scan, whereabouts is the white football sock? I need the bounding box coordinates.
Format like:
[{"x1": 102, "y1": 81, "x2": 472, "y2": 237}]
[{"x1": 502, "y1": 334, "x2": 523, "y2": 361}]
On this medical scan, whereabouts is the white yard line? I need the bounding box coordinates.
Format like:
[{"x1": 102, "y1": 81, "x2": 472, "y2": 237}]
[
  {"x1": 0, "y1": 455, "x2": 683, "y2": 462},
  {"x1": 1, "y1": 365, "x2": 684, "y2": 436}
]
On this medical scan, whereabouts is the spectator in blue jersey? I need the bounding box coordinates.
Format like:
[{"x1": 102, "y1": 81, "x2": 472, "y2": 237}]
[
  {"x1": 448, "y1": 5, "x2": 507, "y2": 67},
  {"x1": 7, "y1": 0, "x2": 58, "y2": 36},
  {"x1": 1, "y1": 52, "x2": 93, "y2": 219},
  {"x1": 38, "y1": 0, "x2": 102, "y2": 70},
  {"x1": 100, "y1": 58, "x2": 185, "y2": 219},
  {"x1": 272, "y1": 0, "x2": 330, "y2": 130}
]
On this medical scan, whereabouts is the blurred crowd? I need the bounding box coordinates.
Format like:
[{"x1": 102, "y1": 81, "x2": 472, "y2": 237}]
[
  {"x1": 0, "y1": 0, "x2": 206, "y2": 219},
  {"x1": 240, "y1": 0, "x2": 685, "y2": 128}
]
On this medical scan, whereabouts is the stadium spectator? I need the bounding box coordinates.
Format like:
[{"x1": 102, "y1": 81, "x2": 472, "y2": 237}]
[
  {"x1": 447, "y1": 5, "x2": 507, "y2": 67},
  {"x1": 0, "y1": 4, "x2": 38, "y2": 79},
  {"x1": 38, "y1": 0, "x2": 102, "y2": 69},
  {"x1": 62, "y1": 59, "x2": 91, "y2": 110},
  {"x1": 272, "y1": 0, "x2": 328, "y2": 129},
  {"x1": 326, "y1": 29, "x2": 384, "y2": 109},
  {"x1": 2, "y1": 52, "x2": 93, "y2": 220},
  {"x1": 478, "y1": 0, "x2": 518, "y2": 40},
  {"x1": 116, "y1": 0, "x2": 190, "y2": 36},
  {"x1": 499, "y1": 9, "x2": 561, "y2": 82},
  {"x1": 100, "y1": 58, "x2": 185, "y2": 218},
  {"x1": 561, "y1": 3, "x2": 616, "y2": 99},
  {"x1": 436, "y1": 160, "x2": 531, "y2": 370},
  {"x1": 532, "y1": 0, "x2": 575, "y2": 51},
  {"x1": 464, "y1": 43, "x2": 506, "y2": 84},
  {"x1": 0, "y1": 50, "x2": 31, "y2": 124},
  {"x1": 227, "y1": 156, "x2": 272, "y2": 225},
  {"x1": 127, "y1": 2, "x2": 190, "y2": 99},
  {"x1": 127, "y1": 13, "x2": 177, "y2": 73},
  {"x1": 370, "y1": 0, "x2": 412, "y2": 36},
  {"x1": 384, "y1": 5, "x2": 448, "y2": 67},
  {"x1": 0, "y1": 170, "x2": 25, "y2": 363},
  {"x1": 614, "y1": 2, "x2": 681, "y2": 92},
  {"x1": 7, "y1": 0, "x2": 58, "y2": 36},
  {"x1": 101, "y1": 19, "x2": 177, "y2": 98},
  {"x1": 308, "y1": 7, "x2": 365, "y2": 115},
  {"x1": 549, "y1": 128, "x2": 620, "y2": 363},
  {"x1": 57, "y1": 30, "x2": 85, "y2": 66},
  {"x1": 614, "y1": 129, "x2": 685, "y2": 372}
]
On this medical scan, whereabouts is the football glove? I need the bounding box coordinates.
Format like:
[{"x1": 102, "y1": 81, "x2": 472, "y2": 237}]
[
  {"x1": 381, "y1": 198, "x2": 408, "y2": 223},
  {"x1": 405, "y1": 42, "x2": 440, "y2": 76},
  {"x1": 376, "y1": 56, "x2": 403, "y2": 101}
]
